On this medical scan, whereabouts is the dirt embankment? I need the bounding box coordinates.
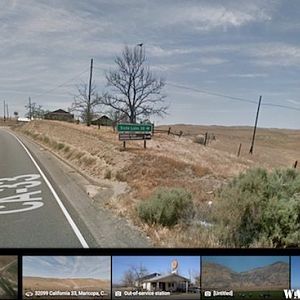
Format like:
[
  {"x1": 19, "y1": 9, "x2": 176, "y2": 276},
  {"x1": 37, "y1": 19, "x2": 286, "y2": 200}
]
[{"x1": 14, "y1": 120, "x2": 299, "y2": 247}]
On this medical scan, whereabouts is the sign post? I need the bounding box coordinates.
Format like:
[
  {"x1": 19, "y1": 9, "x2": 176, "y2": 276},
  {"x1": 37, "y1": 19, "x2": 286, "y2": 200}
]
[{"x1": 117, "y1": 123, "x2": 153, "y2": 149}]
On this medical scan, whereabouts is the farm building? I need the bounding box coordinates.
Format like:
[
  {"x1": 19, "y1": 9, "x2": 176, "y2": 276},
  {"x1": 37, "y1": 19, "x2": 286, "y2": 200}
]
[
  {"x1": 91, "y1": 115, "x2": 113, "y2": 126},
  {"x1": 44, "y1": 109, "x2": 74, "y2": 122}
]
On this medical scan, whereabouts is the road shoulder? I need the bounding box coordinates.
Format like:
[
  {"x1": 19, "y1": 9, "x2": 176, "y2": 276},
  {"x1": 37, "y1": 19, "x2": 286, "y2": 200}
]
[{"x1": 11, "y1": 129, "x2": 152, "y2": 248}]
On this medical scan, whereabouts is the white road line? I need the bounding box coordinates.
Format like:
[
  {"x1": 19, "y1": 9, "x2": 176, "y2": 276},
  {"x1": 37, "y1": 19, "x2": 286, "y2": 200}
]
[{"x1": 4, "y1": 129, "x2": 89, "y2": 248}]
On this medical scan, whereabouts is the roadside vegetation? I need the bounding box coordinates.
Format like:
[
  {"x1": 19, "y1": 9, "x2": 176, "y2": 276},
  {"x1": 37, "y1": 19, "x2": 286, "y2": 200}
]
[
  {"x1": 213, "y1": 168, "x2": 300, "y2": 248},
  {"x1": 14, "y1": 120, "x2": 300, "y2": 248},
  {"x1": 137, "y1": 188, "x2": 194, "y2": 227}
]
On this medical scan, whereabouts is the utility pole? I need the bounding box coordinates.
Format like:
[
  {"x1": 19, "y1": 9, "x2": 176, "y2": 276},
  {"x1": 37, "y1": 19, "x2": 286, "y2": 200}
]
[
  {"x1": 6, "y1": 103, "x2": 9, "y2": 119},
  {"x1": 249, "y1": 95, "x2": 262, "y2": 155},
  {"x1": 29, "y1": 97, "x2": 32, "y2": 120},
  {"x1": 3, "y1": 100, "x2": 6, "y2": 122},
  {"x1": 87, "y1": 58, "x2": 93, "y2": 126}
]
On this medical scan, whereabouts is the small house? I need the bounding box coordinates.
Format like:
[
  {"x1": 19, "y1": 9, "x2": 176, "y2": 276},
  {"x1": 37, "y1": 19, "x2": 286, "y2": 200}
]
[
  {"x1": 91, "y1": 115, "x2": 113, "y2": 126},
  {"x1": 44, "y1": 109, "x2": 74, "y2": 122}
]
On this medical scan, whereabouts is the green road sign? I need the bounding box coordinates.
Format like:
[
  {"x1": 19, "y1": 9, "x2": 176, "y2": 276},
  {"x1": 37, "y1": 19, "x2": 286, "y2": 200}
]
[{"x1": 117, "y1": 123, "x2": 152, "y2": 133}]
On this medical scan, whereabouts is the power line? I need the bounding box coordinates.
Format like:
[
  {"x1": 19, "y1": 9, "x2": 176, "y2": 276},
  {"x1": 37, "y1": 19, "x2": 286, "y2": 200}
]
[
  {"x1": 261, "y1": 102, "x2": 300, "y2": 111},
  {"x1": 34, "y1": 68, "x2": 89, "y2": 98},
  {"x1": 167, "y1": 82, "x2": 257, "y2": 104},
  {"x1": 167, "y1": 82, "x2": 300, "y2": 112}
]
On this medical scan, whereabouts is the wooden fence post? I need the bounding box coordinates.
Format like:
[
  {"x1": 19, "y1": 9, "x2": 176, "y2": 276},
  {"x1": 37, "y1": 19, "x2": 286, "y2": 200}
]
[
  {"x1": 237, "y1": 143, "x2": 242, "y2": 157},
  {"x1": 294, "y1": 160, "x2": 298, "y2": 169},
  {"x1": 204, "y1": 132, "x2": 208, "y2": 146}
]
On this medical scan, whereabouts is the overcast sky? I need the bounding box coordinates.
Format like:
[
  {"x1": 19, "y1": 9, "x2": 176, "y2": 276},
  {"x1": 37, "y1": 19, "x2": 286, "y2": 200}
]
[
  {"x1": 1, "y1": 0, "x2": 300, "y2": 128},
  {"x1": 23, "y1": 256, "x2": 111, "y2": 279}
]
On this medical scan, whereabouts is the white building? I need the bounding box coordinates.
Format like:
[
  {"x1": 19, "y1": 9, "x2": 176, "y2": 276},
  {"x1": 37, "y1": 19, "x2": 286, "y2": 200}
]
[{"x1": 141, "y1": 273, "x2": 190, "y2": 293}]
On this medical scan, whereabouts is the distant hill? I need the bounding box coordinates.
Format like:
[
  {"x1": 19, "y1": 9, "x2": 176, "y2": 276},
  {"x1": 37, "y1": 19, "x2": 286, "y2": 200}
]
[{"x1": 202, "y1": 261, "x2": 289, "y2": 291}]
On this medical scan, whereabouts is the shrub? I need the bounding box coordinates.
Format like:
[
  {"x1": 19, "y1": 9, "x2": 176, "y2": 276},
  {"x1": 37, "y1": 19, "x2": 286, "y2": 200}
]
[
  {"x1": 57, "y1": 143, "x2": 65, "y2": 150},
  {"x1": 63, "y1": 145, "x2": 70, "y2": 153},
  {"x1": 137, "y1": 188, "x2": 194, "y2": 227},
  {"x1": 213, "y1": 168, "x2": 300, "y2": 247},
  {"x1": 43, "y1": 136, "x2": 50, "y2": 144},
  {"x1": 194, "y1": 135, "x2": 205, "y2": 145},
  {"x1": 104, "y1": 169, "x2": 112, "y2": 179},
  {"x1": 115, "y1": 171, "x2": 126, "y2": 181}
]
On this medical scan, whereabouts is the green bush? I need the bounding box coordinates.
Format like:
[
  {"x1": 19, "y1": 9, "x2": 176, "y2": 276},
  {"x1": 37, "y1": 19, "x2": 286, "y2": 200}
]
[
  {"x1": 43, "y1": 136, "x2": 50, "y2": 144},
  {"x1": 57, "y1": 143, "x2": 65, "y2": 150},
  {"x1": 213, "y1": 168, "x2": 300, "y2": 247},
  {"x1": 137, "y1": 188, "x2": 194, "y2": 227},
  {"x1": 63, "y1": 145, "x2": 70, "y2": 153}
]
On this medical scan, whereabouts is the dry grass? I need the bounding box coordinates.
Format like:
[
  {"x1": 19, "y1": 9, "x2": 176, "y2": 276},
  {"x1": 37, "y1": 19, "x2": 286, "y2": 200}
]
[
  {"x1": 158, "y1": 124, "x2": 299, "y2": 169},
  {"x1": 14, "y1": 120, "x2": 300, "y2": 247},
  {"x1": 23, "y1": 277, "x2": 110, "y2": 295}
]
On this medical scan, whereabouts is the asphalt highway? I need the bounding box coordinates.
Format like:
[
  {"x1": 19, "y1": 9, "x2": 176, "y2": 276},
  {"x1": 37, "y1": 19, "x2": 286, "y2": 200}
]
[{"x1": 0, "y1": 128, "x2": 87, "y2": 248}]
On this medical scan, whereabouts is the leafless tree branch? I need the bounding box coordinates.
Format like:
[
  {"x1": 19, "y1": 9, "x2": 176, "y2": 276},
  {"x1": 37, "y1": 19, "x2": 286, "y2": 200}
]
[{"x1": 101, "y1": 45, "x2": 168, "y2": 123}]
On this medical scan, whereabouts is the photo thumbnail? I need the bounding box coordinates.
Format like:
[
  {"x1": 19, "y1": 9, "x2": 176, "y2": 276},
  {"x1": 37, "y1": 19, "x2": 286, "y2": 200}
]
[
  {"x1": 0, "y1": 256, "x2": 18, "y2": 300},
  {"x1": 289, "y1": 256, "x2": 300, "y2": 298},
  {"x1": 23, "y1": 256, "x2": 111, "y2": 299},
  {"x1": 202, "y1": 256, "x2": 289, "y2": 300},
  {"x1": 112, "y1": 256, "x2": 200, "y2": 300}
]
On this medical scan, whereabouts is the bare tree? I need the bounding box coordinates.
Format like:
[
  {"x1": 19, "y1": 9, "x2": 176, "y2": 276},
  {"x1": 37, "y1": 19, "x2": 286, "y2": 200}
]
[
  {"x1": 71, "y1": 82, "x2": 101, "y2": 126},
  {"x1": 105, "y1": 108, "x2": 129, "y2": 131},
  {"x1": 131, "y1": 263, "x2": 149, "y2": 282},
  {"x1": 122, "y1": 269, "x2": 136, "y2": 287},
  {"x1": 193, "y1": 271, "x2": 201, "y2": 287},
  {"x1": 25, "y1": 102, "x2": 45, "y2": 119},
  {"x1": 102, "y1": 45, "x2": 167, "y2": 123},
  {"x1": 121, "y1": 264, "x2": 149, "y2": 288}
]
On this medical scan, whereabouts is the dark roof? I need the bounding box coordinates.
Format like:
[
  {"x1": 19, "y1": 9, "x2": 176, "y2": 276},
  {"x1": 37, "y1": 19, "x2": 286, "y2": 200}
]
[
  {"x1": 139, "y1": 273, "x2": 161, "y2": 281},
  {"x1": 92, "y1": 115, "x2": 112, "y2": 121},
  {"x1": 99, "y1": 115, "x2": 111, "y2": 120},
  {"x1": 46, "y1": 109, "x2": 71, "y2": 115}
]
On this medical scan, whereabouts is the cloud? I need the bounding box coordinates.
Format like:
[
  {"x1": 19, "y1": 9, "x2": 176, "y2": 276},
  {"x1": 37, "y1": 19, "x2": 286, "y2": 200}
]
[
  {"x1": 199, "y1": 57, "x2": 228, "y2": 65},
  {"x1": 151, "y1": 1, "x2": 273, "y2": 32},
  {"x1": 246, "y1": 43, "x2": 300, "y2": 66},
  {"x1": 228, "y1": 73, "x2": 268, "y2": 78},
  {"x1": 286, "y1": 99, "x2": 300, "y2": 105}
]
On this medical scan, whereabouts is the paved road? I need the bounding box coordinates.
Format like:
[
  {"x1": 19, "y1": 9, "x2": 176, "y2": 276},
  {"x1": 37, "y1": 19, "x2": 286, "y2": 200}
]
[{"x1": 0, "y1": 128, "x2": 87, "y2": 248}]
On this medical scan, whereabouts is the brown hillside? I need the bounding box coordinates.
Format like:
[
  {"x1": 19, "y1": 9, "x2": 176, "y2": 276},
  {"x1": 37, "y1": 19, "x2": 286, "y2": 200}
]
[
  {"x1": 202, "y1": 261, "x2": 289, "y2": 291},
  {"x1": 14, "y1": 120, "x2": 300, "y2": 247},
  {"x1": 23, "y1": 276, "x2": 110, "y2": 291}
]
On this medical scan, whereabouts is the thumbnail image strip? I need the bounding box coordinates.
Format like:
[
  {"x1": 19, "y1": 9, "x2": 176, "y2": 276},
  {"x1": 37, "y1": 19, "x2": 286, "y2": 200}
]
[
  {"x1": 112, "y1": 256, "x2": 200, "y2": 300},
  {"x1": 285, "y1": 256, "x2": 300, "y2": 299},
  {"x1": 202, "y1": 256, "x2": 289, "y2": 300},
  {"x1": 0, "y1": 256, "x2": 18, "y2": 300},
  {"x1": 23, "y1": 256, "x2": 111, "y2": 299}
]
